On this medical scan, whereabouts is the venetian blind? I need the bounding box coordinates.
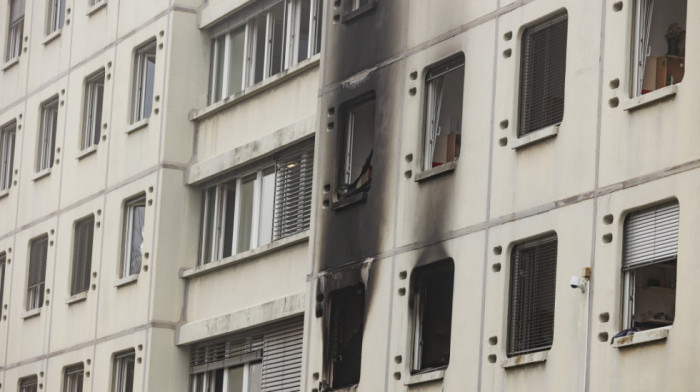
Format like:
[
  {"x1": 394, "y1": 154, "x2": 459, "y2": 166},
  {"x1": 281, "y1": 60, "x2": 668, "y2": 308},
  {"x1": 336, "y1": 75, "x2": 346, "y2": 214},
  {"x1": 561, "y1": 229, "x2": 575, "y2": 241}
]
[
  {"x1": 71, "y1": 216, "x2": 94, "y2": 295},
  {"x1": 623, "y1": 201, "x2": 679, "y2": 270},
  {"x1": 273, "y1": 142, "x2": 314, "y2": 241}
]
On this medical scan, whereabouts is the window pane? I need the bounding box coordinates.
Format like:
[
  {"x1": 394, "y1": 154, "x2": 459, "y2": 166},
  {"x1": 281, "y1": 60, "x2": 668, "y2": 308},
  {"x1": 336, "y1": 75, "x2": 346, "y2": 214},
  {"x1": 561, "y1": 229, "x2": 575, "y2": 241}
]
[
  {"x1": 258, "y1": 169, "x2": 275, "y2": 247},
  {"x1": 227, "y1": 366, "x2": 244, "y2": 392},
  {"x1": 254, "y1": 17, "x2": 267, "y2": 84},
  {"x1": 228, "y1": 28, "x2": 245, "y2": 95},
  {"x1": 341, "y1": 97, "x2": 375, "y2": 196},
  {"x1": 129, "y1": 204, "x2": 145, "y2": 274},
  {"x1": 314, "y1": 0, "x2": 322, "y2": 55},
  {"x1": 222, "y1": 183, "x2": 236, "y2": 258},
  {"x1": 269, "y1": 3, "x2": 285, "y2": 75},
  {"x1": 297, "y1": 0, "x2": 311, "y2": 62},
  {"x1": 236, "y1": 175, "x2": 256, "y2": 253},
  {"x1": 214, "y1": 36, "x2": 226, "y2": 101},
  {"x1": 414, "y1": 261, "x2": 454, "y2": 370},
  {"x1": 248, "y1": 362, "x2": 262, "y2": 392},
  {"x1": 143, "y1": 55, "x2": 156, "y2": 118}
]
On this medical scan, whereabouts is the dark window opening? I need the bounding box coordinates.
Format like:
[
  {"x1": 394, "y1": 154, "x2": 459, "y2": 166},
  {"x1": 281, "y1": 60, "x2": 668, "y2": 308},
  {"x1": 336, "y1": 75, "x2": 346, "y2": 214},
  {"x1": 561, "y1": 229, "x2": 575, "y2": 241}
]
[
  {"x1": 338, "y1": 94, "x2": 375, "y2": 199},
  {"x1": 327, "y1": 285, "x2": 365, "y2": 389}
]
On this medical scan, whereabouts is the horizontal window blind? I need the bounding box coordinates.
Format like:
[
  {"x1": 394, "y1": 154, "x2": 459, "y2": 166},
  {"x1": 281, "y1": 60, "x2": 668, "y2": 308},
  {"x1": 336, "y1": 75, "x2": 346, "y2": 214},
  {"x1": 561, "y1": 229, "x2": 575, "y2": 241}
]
[
  {"x1": 507, "y1": 234, "x2": 558, "y2": 357},
  {"x1": 28, "y1": 235, "x2": 48, "y2": 309},
  {"x1": 11, "y1": 0, "x2": 26, "y2": 23},
  {"x1": 273, "y1": 142, "x2": 314, "y2": 241},
  {"x1": 518, "y1": 11, "x2": 568, "y2": 136},
  {"x1": 623, "y1": 201, "x2": 679, "y2": 270},
  {"x1": 71, "y1": 216, "x2": 94, "y2": 295}
]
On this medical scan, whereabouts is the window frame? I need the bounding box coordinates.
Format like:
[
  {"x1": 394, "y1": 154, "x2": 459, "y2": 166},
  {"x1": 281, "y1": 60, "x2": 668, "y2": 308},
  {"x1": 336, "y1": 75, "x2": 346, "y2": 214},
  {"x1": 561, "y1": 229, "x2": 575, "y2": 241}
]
[
  {"x1": 131, "y1": 39, "x2": 156, "y2": 124},
  {"x1": 0, "y1": 252, "x2": 6, "y2": 319},
  {"x1": 64, "y1": 363, "x2": 85, "y2": 392},
  {"x1": 121, "y1": 194, "x2": 145, "y2": 278},
  {"x1": 190, "y1": 361, "x2": 262, "y2": 392},
  {"x1": 46, "y1": 0, "x2": 65, "y2": 35},
  {"x1": 26, "y1": 234, "x2": 49, "y2": 311},
  {"x1": 70, "y1": 215, "x2": 95, "y2": 296},
  {"x1": 0, "y1": 121, "x2": 16, "y2": 191},
  {"x1": 6, "y1": 0, "x2": 24, "y2": 61},
  {"x1": 19, "y1": 375, "x2": 38, "y2": 392},
  {"x1": 112, "y1": 350, "x2": 135, "y2": 392},
  {"x1": 37, "y1": 95, "x2": 59, "y2": 173},
  {"x1": 336, "y1": 92, "x2": 376, "y2": 201},
  {"x1": 82, "y1": 69, "x2": 105, "y2": 151}
]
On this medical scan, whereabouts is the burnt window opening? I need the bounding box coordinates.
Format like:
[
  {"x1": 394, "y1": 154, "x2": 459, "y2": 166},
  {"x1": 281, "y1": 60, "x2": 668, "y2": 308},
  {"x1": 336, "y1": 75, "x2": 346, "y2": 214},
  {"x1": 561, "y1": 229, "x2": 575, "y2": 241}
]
[
  {"x1": 422, "y1": 55, "x2": 464, "y2": 172},
  {"x1": 631, "y1": 0, "x2": 686, "y2": 97},
  {"x1": 410, "y1": 259, "x2": 454, "y2": 373},
  {"x1": 518, "y1": 11, "x2": 568, "y2": 137},
  {"x1": 337, "y1": 94, "x2": 376, "y2": 200},
  {"x1": 507, "y1": 234, "x2": 558, "y2": 357},
  {"x1": 326, "y1": 285, "x2": 365, "y2": 389},
  {"x1": 622, "y1": 201, "x2": 678, "y2": 331}
]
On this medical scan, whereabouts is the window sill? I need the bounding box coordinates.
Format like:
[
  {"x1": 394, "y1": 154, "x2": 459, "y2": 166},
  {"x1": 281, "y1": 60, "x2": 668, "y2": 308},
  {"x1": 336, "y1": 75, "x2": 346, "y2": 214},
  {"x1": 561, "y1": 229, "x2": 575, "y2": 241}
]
[
  {"x1": 86, "y1": 1, "x2": 107, "y2": 16},
  {"x1": 65, "y1": 292, "x2": 87, "y2": 305},
  {"x1": 190, "y1": 55, "x2": 320, "y2": 121},
  {"x1": 1, "y1": 57, "x2": 19, "y2": 72},
  {"x1": 511, "y1": 124, "x2": 559, "y2": 150},
  {"x1": 115, "y1": 274, "x2": 138, "y2": 288},
  {"x1": 414, "y1": 161, "x2": 456, "y2": 182},
  {"x1": 181, "y1": 230, "x2": 310, "y2": 279},
  {"x1": 22, "y1": 308, "x2": 41, "y2": 320},
  {"x1": 0, "y1": 189, "x2": 9, "y2": 200},
  {"x1": 612, "y1": 326, "x2": 671, "y2": 348},
  {"x1": 501, "y1": 351, "x2": 548, "y2": 369},
  {"x1": 331, "y1": 191, "x2": 367, "y2": 210},
  {"x1": 405, "y1": 369, "x2": 445, "y2": 386},
  {"x1": 42, "y1": 29, "x2": 62, "y2": 46},
  {"x1": 341, "y1": 2, "x2": 377, "y2": 23},
  {"x1": 32, "y1": 168, "x2": 52, "y2": 182},
  {"x1": 126, "y1": 118, "x2": 149, "y2": 134},
  {"x1": 77, "y1": 145, "x2": 98, "y2": 160},
  {"x1": 622, "y1": 85, "x2": 679, "y2": 112}
]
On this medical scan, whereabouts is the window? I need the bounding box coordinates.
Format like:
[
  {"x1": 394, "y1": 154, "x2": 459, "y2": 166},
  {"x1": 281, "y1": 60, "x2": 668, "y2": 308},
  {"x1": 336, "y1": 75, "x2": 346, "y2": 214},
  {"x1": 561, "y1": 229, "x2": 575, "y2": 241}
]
[
  {"x1": 112, "y1": 350, "x2": 135, "y2": 392},
  {"x1": 338, "y1": 94, "x2": 375, "y2": 199},
  {"x1": 518, "y1": 11, "x2": 568, "y2": 136},
  {"x1": 131, "y1": 40, "x2": 156, "y2": 124},
  {"x1": 422, "y1": 55, "x2": 464, "y2": 171},
  {"x1": 0, "y1": 253, "x2": 5, "y2": 319},
  {"x1": 47, "y1": 0, "x2": 65, "y2": 35},
  {"x1": 89, "y1": 0, "x2": 104, "y2": 6},
  {"x1": 19, "y1": 376, "x2": 38, "y2": 392},
  {"x1": 199, "y1": 143, "x2": 313, "y2": 264},
  {"x1": 71, "y1": 216, "x2": 94, "y2": 295},
  {"x1": 64, "y1": 363, "x2": 84, "y2": 392},
  {"x1": 410, "y1": 259, "x2": 454, "y2": 373},
  {"x1": 507, "y1": 234, "x2": 558, "y2": 357},
  {"x1": 0, "y1": 122, "x2": 16, "y2": 191},
  {"x1": 348, "y1": 0, "x2": 370, "y2": 12},
  {"x1": 190, "y1": 316, "x2": 303, "y2": 392},
  {"x1": 622, "y1": 201, "x2": 678, "y2": 330},
  {"x1": 326, "y1": 285, "x2": 364, "y2": 389},
  {"x1": 208, "y1": 0, "x2": 323, "y2": 104},
  {"x1": 6, "y1": 0, "x2": 24, "y2": 61},
  {"x1": 631, "y1": 0, "x2": 686, "y2": 96},
  {"x1": 27, "y1": 234, "x2": 48, "y2": 311},
  {"x1": 37, "y1": 96, "x2": 59, "y2": 172},
  {"x1": 121, "y1": 195, "x2": 145, "y2": 278},
  {"x1": 82, "y1": 70, "x2": 104, "y2": 150}
]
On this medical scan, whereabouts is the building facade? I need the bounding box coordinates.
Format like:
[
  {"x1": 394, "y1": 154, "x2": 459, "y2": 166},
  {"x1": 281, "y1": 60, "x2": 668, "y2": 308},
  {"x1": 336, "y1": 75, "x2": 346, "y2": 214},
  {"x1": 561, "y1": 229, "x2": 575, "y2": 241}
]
[{"x1": 0, "y1": 0, "x2": 697, "y2": 391}]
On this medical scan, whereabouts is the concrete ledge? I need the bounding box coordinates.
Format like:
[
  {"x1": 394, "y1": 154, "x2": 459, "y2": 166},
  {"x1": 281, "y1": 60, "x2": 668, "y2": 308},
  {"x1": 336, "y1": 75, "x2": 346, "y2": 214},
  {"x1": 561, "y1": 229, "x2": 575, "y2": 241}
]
[
  {"x1": 115, "y1": 274, "x2": 138, "y2": 288},
  {"x1": 42, "y1": 29, "x2": 62, "y2": 46},
  {"x1": 22, "y1": 308, "x2": 41, "y2": 320},
  {"x1": 511, "y1": 124, "x2": 558, "y2": 150},
  {"x1": 86, "y1": 0, "x2": 107, "y2": 16},
  {"x1": 501, "y1": 351, "x2": 547, "y2": 369},
  {"x1": 77, "y1": 145, "x2": 98, "y2": 160},
  {"x1": 199, "y1": 0, "x2": 252, "y2": 28},
  {"x1": 414, "y1": 161, "x2": 456, "y2": 182},
  {"x1": 405, "y1": 369, "x2": 445, "y2": 386},
  {"x1": 125, "y1": 118, "x2": 149, "y2": 134},
  {"x1": 0, "y1": 189, "x2": 9, "y2": 200},
  {"x1": 622, "y1": 85, "x2": 678, "y2": 112},
  {"x1": 342, "y1": 1, "x2": 377, "y2": 23},
  {"x1": 32, "y1": 168, "x2": 52, "y2": 182},
  {"x1": 1, "y1": 57, "x2": 19, "y2": 72},
  {"x1": 187, "y1": 118, "x2": 314, "y2": 185},
  {"x1": 613, "y1": 326, "x2": 671, "y2": 348},
  {"x1": 177, "y1": 292, "x2": 305, "y2": 345},
  {"x1": 65, "y1": 292, "x2": 88, "y2": 305},
  {"x1": 331, "y1": 191, "x2": 367, "y2": 210}
]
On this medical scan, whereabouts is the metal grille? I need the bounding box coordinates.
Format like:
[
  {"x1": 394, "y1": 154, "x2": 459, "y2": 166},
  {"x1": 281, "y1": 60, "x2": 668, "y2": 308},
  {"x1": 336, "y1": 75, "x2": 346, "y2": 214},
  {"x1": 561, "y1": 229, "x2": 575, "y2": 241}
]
[
  {"x1": 71, "y1": 216, "x2": 94, "y2": 295},
  {"x1": 507, "y1": 234, "x2": 558, "y2": 357},
  {"x1": 518, "y1": 11, "x2": 568, "y2": 136},
  {"x1": 623, "y1": 201, "x2": 679, "y2": 270},
  {"x1": 273, "y1": 142, "x2": 314, "y2": 241},
  {"x1": 27, "y1": 235, "x2": 48, "y2": 311}
]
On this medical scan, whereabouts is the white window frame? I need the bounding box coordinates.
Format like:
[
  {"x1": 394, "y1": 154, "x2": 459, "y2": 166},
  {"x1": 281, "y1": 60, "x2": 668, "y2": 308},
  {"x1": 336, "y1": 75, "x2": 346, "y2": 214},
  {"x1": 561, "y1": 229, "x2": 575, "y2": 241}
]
[
  {"x1": 6, "y1": 0, "x2": 24, "y2": 61},
  {"x1": 112, "y1": 350, "x2": 135, "y2": 392},
  {"x1": 0, "y1": 121, "x2": 16, "y2": 191},
  {"x1": 64, "y1": 363, "x2": 84, "y2": 392},
  {"x1": 19, "y1": 375, "x2": 38, "y2": 392},
  {"x1": 47, "y1": 0, "x2": 65, "y2": 35},
  {"x1": 121, "y1": 195, "x2": 145, "y2": 278},
  {"x1": 191, "y1": 362, "x2": 262, "y2": 392},
  {"x1": 82, "y1": 70, "x2": 105, "y2": 150},
  {"x1": 131, "y1": 40, "x2": 156, "y2": 124},
  {"x1": 26, "y1": 234, "x2": 48, "y2": 311},
  {"x1": 37, "y1": 95, "x2": 59, "y2": 173}
]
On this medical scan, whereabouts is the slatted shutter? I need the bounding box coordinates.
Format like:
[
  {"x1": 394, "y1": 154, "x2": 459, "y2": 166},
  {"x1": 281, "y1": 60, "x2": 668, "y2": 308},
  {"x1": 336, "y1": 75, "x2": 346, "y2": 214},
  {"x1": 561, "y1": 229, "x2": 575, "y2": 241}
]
[
  {"x1": 27, "y1": 235, "x2": 48, "y2": 310},
  {"x1": 10, "y1": 0, "x2": 26, "y2": 23},
  {"x1": 71, "y1": 216, "x2": 94, "y2": 295},
  {"x1": 623, "y1": 201, "x2": 679, "y2": 270},
  {"x1": 273, "y1": 142, "x2": 314, "y2": 241},
  {"x1": 507, "y1": 234, "x2": 558, "y2": 357},
  {"x1": 518, "y1": 11, "x2": 568, "y2": 136},
  {"x1": 260, "y1": 317, "x2": 304, "y2": 391}
]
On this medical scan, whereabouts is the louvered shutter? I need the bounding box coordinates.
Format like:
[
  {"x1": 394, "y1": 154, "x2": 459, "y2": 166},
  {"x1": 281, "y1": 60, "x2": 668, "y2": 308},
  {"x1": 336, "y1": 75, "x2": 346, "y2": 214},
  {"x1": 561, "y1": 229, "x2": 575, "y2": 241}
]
[
  {"x1": 507, "y1": 234, "x2": 557, "y2": 357},
  {"x1": 28, "y1": 235, "x2": 48, "y2": 309},
  {"x1": 10, "y1": 0, "x2": 25, "y2": 23},
  {"x1": 623, "y1": 201, "x2": 679, "y2": 270},
  {"x1": 71, "y1": 216, "x2": 94, "y2": 295},
  {"x1": 273, "y1": 142, "x2": 313, "y2": 241},
  {"x1": 518, "y1": 11, "x2": 568, "y2": 136},
  {"x1": 260, "y1": 317, "x2": 304, "y2": 391}
]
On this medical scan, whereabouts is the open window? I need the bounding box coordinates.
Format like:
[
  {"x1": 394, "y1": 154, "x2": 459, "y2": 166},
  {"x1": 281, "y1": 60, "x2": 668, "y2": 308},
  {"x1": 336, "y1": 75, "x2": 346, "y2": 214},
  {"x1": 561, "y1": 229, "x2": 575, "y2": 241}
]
[
  {"x1": 27, "y1": 234, "x2": 48, "y2": 311},
  {"x1": 631, "y1": 0, "x2": 687, "y2": 96},
  {"x1": 46, "y1": 0, "x2": 65, "y2": 35},
  {"x1": 410, "y1": 259, "x2": 454, "y2": 373},
  {"x1": 6, "y1": 0, "x2": 24, "y2": 62},
  {"x1": 19, "y1": 376, "x2": 38, "y2": 392},
  {"x1": 37, "y1": 95, "x2": 59, "y2": 173},
  {"x1": 121, "y1": 194, "x2": 145, "y2": 278},
  {"x1": 422, "y1": 55, "x2": 464, "y2": 171},
  {"x1": 131, "y1": 39, "x2": 156, "y2": 124},
  {"x1": 82, "y1": 69, "x2": 105, "y2": 150},
  {"x1": 622, "y1": 201, "x2": 678, "y2": 330},
  {"x1": 0, "y1": 121, "x2": 16, "y2": 191},
  {"x1": 71, "y1": 215, "x2": 94, "y2": 295},
  {"x1": 326, "y1": 285, "x2": 365, "y2": 389},
  {"x1": 112, "y1": 350, "x2": 135, "y2": 392},
  {"x1": 337, "y1": 94, "x2": 375, "y2": 200},
  {"x1": 64, "y1": 363, "x2": 84, "y2": 392}
]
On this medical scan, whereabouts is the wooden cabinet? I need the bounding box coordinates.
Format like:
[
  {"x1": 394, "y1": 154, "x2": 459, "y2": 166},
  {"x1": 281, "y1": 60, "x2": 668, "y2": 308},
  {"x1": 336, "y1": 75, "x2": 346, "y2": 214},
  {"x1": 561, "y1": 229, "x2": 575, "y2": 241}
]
[{"x1": 656, "y1": 55, "x2": 685, "y2": 89}]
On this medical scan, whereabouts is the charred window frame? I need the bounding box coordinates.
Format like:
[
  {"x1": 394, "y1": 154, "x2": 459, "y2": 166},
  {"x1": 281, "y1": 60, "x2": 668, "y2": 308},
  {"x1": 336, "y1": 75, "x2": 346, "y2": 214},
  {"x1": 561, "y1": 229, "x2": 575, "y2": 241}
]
[
  {"x1": 121, "y1": 194, "x2": 145, "y2": 278},
  {"x1": 112, "y1": 350, "x2": 135, "y2": 392},
  {"x1": 517, "y1": 11, "x2": 568, "y2": 137},
  {"x1": 19, "y1": 375, "x2": 38, "y2": 392},
  {"x1": 131, "y1": 39, "x2": 156, "y2": 124},
  {"x1": 208, "y1": 0, "x2": 323, "y2": 104},
  {"x1": 70, "y1": 215, "x2": 94, "y2": 295},
  {"x1": 422, "y1": 55, "x2": 464, "y2": 172},
  {"x1": 26, "y1": 234, "x2": 48, "y2": 311},
  {"x1": 6, "y1": 0, "x2": 24, "y2": 62},
  {"x1": 37, "y1": 95, "x2": 59, "y2": 173},
  {"x1": 507, "y1": 233, "x2": 558, "y2": 357},
  {"x1": 410, "y1": 259, "x2": 454, "y2": 373},
  {"x1": 64, "y1": 363, "x2": 84, "y2": 392},
  {"x1": 336, "y1": 93, "x2": 376, "y2": 201},
  {"x1": 46, "y1": 0, "x2": 65, "y2": 35},
  {"x1": 82, "y1": 69, "x2": 105, "y2": 150},
  {"x1": 0, "y1": 121, "x2": 16, "y2": 191},
  {"x1": 622, "y1": 201, "x2": 678, "y2": 331},
  {"x1": 325, "y1": 285, "x2": 365, "y2": 389}
]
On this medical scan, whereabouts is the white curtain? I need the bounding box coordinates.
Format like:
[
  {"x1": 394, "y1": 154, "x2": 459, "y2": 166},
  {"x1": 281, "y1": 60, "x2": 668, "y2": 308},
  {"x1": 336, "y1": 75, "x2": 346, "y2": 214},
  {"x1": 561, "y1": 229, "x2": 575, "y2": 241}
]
[
  {"x1": 635, "y1": 0, "x2": 654, "y2": 96},
  {"x1": 424, "y1": 78, "x2": 444, "y2": 171}
]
